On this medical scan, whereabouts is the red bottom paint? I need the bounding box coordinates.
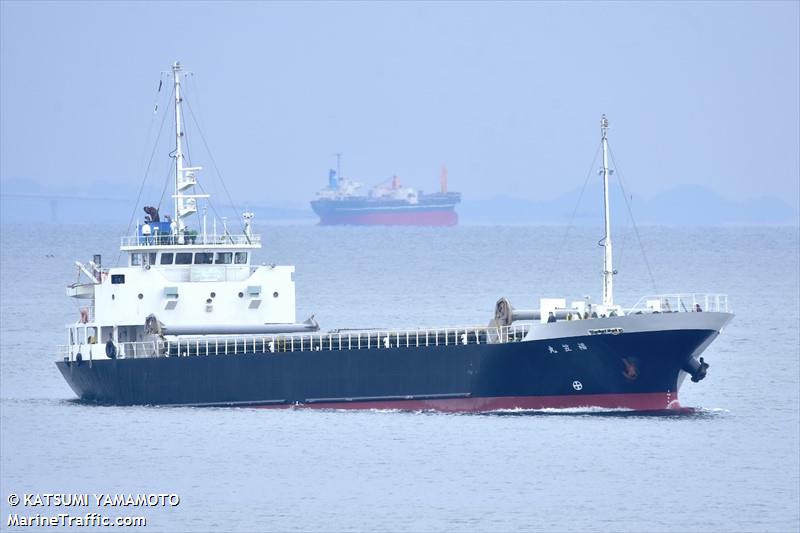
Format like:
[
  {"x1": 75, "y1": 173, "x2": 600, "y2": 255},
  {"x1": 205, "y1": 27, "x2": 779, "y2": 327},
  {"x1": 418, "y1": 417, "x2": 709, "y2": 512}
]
[
  {"x1": 254, "y1": 393, "x2": 682, "y2": 412},
  {"x1": 319, "y1": 210, "x2": 458, "y2": 226}
]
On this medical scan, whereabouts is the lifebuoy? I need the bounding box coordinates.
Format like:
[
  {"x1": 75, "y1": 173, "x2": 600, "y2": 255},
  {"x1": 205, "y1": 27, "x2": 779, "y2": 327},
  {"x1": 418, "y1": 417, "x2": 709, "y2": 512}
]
[
  {"x1": 76, "y1": 353, "x2": 83, "y2": 366},
  {"x1": 105, "y1": 341, "x2": 117, "y2": 359}
]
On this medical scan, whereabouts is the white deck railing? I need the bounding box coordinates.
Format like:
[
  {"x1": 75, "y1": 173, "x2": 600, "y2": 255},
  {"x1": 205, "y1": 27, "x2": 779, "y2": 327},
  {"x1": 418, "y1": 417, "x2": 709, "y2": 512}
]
[
  {"x1": 57, "y1": 324, "x2": 532, "y2": 362},
  {"x1": 57, "y1": 340, "x2": 160, "y2": 363},
  {"x1": 628, "y1": 293, "x2": 729, "y2": 313},
  {"x1": 120, "y1": 233, "x2": 261, "y2": 247}
]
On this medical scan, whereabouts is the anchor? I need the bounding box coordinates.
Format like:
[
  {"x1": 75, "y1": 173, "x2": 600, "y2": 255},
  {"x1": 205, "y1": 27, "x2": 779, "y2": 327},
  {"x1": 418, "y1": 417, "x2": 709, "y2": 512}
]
[{"x1": 682, "y1": 356, "x2": 710, "y2": 383}]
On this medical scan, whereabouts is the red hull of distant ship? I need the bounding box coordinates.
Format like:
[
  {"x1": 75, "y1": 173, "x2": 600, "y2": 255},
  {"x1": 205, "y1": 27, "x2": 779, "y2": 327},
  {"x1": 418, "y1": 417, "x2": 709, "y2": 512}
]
[
  {"x1": 310, "y1": 191, "x2": 462, "y2": 227},
  {"x1": 318, "y1": 210, "x2": 458, "y2": 226}
]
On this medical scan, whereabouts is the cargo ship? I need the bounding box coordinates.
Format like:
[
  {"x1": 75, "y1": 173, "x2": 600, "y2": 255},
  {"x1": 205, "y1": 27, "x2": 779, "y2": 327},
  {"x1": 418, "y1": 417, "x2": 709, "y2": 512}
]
[
  {"x1": 310, "y1": 166, "x2": 461, "y2": 226},
  {"x1": 56, "y1": 63, "x2": 733, "y2": 412}
]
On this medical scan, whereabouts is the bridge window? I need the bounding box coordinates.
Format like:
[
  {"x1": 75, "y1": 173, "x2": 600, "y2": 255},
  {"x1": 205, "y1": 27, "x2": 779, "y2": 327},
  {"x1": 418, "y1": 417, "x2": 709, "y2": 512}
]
[
  {"x1": 111, "y1": 274, "x2": 125, "y2": 284},
  {"x1": 175, "y1": 253, "x2": 192, "y2": 265},
  {"x1": 194, "y1": 252, "x2": 213, "y2": 265},
  {"x1": 215, "y1": 252, "x2": 232, "y2": 264},
  {"x1": 235, "y1": 252, "x2": 248, "y2": 264},
  {"x1": 130, "y1": 253, "x2": 142, "y2": 266},
  {"x1": 160, "y1": 253, "x2": 174, "y2": 265}
]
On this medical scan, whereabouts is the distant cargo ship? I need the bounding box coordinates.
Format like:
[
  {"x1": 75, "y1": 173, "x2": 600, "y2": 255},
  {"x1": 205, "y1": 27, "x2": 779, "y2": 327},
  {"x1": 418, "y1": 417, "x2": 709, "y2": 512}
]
[{"x1": 310, "y1": 167, "x2": 461, "y2": 226}]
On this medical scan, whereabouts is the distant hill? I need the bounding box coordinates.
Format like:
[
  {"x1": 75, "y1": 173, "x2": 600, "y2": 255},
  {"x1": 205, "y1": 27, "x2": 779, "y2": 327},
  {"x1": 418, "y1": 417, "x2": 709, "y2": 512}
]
[
  {"x1": 458, "y1": 185, "x2": 799, "y2": 226},
  {"x1": 1, "y1": 178, "x2": 797, "y2": 226}
]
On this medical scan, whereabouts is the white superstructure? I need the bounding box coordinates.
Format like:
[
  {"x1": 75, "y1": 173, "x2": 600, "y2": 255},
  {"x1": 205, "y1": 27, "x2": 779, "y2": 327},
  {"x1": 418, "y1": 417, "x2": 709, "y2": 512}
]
[{"x1": 65, "y1": 61, "x2": 317, "y2": 362}]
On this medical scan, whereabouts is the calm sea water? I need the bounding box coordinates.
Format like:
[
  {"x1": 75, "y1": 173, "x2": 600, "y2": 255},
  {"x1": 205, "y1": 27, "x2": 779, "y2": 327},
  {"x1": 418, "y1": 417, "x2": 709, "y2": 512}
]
[{"x1": 1, "y1": 223, "x2": 798, "y2": 532}]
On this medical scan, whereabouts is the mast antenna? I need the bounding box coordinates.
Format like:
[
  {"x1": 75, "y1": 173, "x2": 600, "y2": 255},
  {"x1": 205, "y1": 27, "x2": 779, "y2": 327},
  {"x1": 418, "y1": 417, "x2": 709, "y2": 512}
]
[
  {"x1": 171, "y1": 61, "x2": 207, "y2": 243},
  {"x1": 600, "y1": 114, "x2": 615, "y2": 307},
  {"x1": 173, "y1": 61, "x2": 185, "y2": 240}
]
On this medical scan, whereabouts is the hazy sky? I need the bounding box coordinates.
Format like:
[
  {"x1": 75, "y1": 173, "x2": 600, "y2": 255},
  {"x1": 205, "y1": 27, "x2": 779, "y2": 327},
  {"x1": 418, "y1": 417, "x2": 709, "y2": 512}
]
[{"x1": 1, "y1": 1, "x2": 798, "y2": 211}]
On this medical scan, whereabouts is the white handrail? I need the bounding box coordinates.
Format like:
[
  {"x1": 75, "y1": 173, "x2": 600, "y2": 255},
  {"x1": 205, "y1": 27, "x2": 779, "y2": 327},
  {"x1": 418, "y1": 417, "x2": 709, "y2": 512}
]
[
  {"x1": 58, "y1": 324, "x2": 533, "y2": 361},
  {"x1": 120, "y1": 233, "x2": 261, "y2": 247},
  {"x1": 628, "y1": 293, "x2": 729, "y2": 313}
]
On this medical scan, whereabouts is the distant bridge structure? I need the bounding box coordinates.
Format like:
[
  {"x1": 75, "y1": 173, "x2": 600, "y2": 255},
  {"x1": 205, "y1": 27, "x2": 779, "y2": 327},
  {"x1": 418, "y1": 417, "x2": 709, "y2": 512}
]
[{"x1": 0, "y1": 192, "x2": 129, "y2": 222}]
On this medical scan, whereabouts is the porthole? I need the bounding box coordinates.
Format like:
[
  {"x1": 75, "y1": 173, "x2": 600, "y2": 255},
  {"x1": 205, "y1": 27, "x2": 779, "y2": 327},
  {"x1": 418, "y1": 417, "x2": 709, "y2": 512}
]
[
  {"x1": 137, "y1": 293, "x2": 143, "y2": 300},
  {"x1": 206, "y1": 298, "x2": 212, "y2": 304},
  {"x1": 238, "y1": 292, "x2": 244, "y2": 298},
  {"x1": 210, "y1": 292, "x2": 216, "y2": 298},
  {"x1": 111, "y1": 294, "x2": 115, "y2": 300},
  {"x1": 273, "y1": 292, "x2": 279, "y2": 298}
]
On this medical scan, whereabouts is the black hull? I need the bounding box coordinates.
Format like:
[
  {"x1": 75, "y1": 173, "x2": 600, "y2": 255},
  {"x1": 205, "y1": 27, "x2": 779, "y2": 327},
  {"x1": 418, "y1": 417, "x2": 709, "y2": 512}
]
[{"x1": 56, "y1": 329, "x2": 718, "y2": 411}]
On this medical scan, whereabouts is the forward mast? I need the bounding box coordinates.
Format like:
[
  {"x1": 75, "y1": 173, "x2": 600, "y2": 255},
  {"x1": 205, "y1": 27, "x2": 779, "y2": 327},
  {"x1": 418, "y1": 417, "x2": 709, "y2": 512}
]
[{"x1": 600, "y1": 114, "x2": 615, "y2": 308}]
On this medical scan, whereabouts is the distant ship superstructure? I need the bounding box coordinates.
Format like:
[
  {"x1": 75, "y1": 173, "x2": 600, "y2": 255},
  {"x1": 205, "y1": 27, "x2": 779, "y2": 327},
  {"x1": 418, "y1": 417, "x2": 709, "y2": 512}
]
[{"x1": 311, "y1": 166, "x2": 461, "y2": 226}]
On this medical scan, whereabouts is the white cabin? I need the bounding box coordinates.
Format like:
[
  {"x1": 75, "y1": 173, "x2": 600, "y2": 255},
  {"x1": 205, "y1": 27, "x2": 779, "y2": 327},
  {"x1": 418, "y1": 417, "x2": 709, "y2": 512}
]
[{"x1": 64, "y1": 61, "x2": 315, "y2": 362}]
